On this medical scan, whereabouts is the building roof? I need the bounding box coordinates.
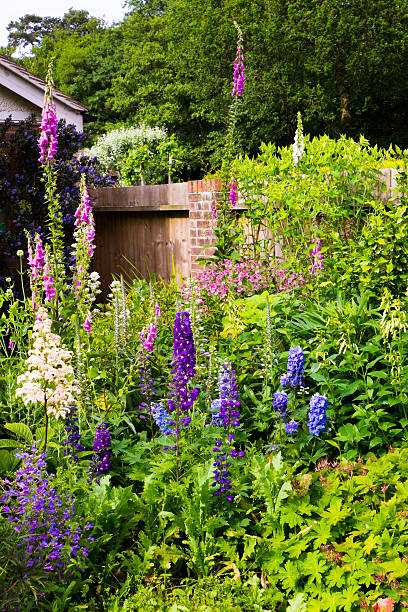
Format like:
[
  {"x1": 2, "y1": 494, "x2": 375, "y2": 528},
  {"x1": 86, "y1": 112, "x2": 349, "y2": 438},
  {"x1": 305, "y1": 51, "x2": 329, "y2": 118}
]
[{"x1": 0, "y1": 53, "x2": 87, "y2": 112}]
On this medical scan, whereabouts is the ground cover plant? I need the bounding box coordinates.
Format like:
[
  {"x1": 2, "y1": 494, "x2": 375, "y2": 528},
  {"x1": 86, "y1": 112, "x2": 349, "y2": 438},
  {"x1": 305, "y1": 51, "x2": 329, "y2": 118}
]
[{"x1": 1, "y1": 36, "x2": 408, "y2": 612}]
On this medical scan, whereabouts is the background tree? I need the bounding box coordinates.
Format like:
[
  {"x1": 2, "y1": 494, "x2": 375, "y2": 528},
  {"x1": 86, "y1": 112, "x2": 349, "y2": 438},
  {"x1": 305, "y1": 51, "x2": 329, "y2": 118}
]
[{"x1": 10, "y1": 0, "x2": 408, "y2": 175}]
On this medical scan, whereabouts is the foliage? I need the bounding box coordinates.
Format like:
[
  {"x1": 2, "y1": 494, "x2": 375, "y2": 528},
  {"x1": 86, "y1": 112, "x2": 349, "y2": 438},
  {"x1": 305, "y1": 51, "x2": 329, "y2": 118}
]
[
  {"x1": 7, "y1": 9, "x2": 104, "y2": 52},
  {"x1": 15, "y1": 0, "x2": 408, "y2": 173},
  {"x1": 0, "y1": 115, "x2": 112, "y2": 287},
  {"x1": 3, "y1": 34, "x2": 408, "y2": 612},
  {"x1": 233, "y1": 133, "x2": 408, "y2": 297}
]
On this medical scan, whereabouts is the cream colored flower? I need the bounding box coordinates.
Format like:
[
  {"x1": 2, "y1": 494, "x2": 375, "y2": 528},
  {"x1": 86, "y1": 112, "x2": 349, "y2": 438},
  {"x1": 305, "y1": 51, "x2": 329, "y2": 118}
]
[{"x1": 16, "y1": 307, "x2": 78, "y2": 419}]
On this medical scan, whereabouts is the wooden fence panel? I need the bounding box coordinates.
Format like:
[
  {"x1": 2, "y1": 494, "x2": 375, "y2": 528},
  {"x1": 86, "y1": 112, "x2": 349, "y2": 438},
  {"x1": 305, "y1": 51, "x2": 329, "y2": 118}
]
[{"x1": 93, "y1": 209, "x2": 190, "y2": 294}]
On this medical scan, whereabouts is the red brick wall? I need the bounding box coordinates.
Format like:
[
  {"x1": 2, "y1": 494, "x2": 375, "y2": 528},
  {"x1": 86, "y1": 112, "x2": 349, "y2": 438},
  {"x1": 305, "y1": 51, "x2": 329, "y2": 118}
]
[{"x1": 187, "y1": 179, "x2": 222, "y2": 274}]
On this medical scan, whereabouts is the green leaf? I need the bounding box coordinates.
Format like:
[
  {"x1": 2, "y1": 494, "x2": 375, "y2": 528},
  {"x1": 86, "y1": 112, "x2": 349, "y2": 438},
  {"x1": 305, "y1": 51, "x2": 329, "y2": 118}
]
[
  {"x1": 0, "y1": 439, "x2": 20, "y2": 448},
  {"x1": 312, "y1": 521, "x2": 332, "y2": 548},
  {"x1": 279, "y1": 560, "x2": 300, "y2": 591},
  {"x1": 325, "y1": 565, "x2": 346, "y2": 589},
  {"x1": 4, "y1": 422, "x2": 33, "y2": 443},
  {"x1": 35, "y1": 426, "x2": 55, "y2": 443},
  {"x1": 302, "y1": 552, "x2": 327, "y2": 584},
  {"x1": 319, "y1": 590, "x2": 346, "y2": 612},
  {"x1": 336, "y1": 423, "x2": 366, "y2": 444},
  {"x1": 381, "y1": 557, "x2": 408, "y2": 579},
  {"x1": 287, "y1": 593, "x2": 307, "y2": 612}
]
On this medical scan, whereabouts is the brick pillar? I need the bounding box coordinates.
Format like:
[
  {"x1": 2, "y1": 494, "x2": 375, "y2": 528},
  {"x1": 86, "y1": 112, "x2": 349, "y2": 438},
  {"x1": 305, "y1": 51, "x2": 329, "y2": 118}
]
[{"x1": 188, "y1": 179, "x2": 222, "y2": 275}]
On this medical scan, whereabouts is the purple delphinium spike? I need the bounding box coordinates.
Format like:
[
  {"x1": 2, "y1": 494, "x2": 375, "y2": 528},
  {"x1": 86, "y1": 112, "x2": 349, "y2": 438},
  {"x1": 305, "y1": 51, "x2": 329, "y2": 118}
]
[
  {"x1": 212, "y1": 442, "x2": 233, "y2": 501},
  {"x1": 63, "y1": 404, "x2": 84, "y2": 461},
  {"x1": 285, "y1": 419, "x2": 299, "y2": 434},
  {"x1": 307, "y1": 393, "x2": 328, "y2": 436},
  {"x1": 211, "y1": 363, "x2": 241, "y2": 428},
  {"x1": 273, "y1": 390, "x2": 288, "y2": 420},
  {"x1": 286, "y1": 346, "x2": 304, "y2": 387},
  {"x1": 168, "y1": 311, "x2": 198, "y2": 428},
  {"x1": 210, "y1": 364, "x2": 244, "y2": 501},
  {"x1": 90, "y1": 422, "x2": 111, "y2": 478},
  {"x1": 0, "y1": 445, "x2": 91, "y2": 576}
]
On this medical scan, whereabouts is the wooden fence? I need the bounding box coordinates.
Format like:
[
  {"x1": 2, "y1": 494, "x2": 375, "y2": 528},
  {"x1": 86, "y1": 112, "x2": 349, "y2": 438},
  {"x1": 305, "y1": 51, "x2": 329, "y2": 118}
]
[
  {"x1": 91, "y1": 179, "x2": 232, "y2": 295},
  {"x1": 91, "y1": 169, "x2": 399, "y2": 296}
]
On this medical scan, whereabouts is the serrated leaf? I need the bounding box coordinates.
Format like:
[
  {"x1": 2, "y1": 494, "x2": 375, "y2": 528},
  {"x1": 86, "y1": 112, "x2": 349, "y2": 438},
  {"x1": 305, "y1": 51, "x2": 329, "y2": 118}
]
[
  {"x1": 279, "y1": 560, "x2": 300, "y2": 590},
  {"x1": 381, "y1": 557, "x2": 408, "y2": 579},
  {"x1": 302, "y1": 552, "x2": 327, "y2": 584},
  {"x1": 287, "y1": 592, "x2": 307, "y2": 612}
]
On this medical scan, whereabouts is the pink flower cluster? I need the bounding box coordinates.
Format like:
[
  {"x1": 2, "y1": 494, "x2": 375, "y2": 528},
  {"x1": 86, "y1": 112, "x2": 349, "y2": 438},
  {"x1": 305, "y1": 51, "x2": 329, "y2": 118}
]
[
  {"x1": 27, "y1": 233, "x2": 56, "y2": 305},
  {"x1": 139, "y1": 302, "x2": 161, "y2": 351},
  {"x1": 43, "y1": 253, "x2": 56, "y2": 301},
  {"x1": 193, "y1": 258, "x2": 273, "y2": 301},
  {"x1": 28, "y1": 233, "x2": 45, "y2": 281},
  {"x1": 74, "y1": 182, "x2": 95, "y2": 258},
  {"x1": 232, "y1": 44, "x2": 245, "y2": 98},
  {"x1": 311, "y1": 238, "x2": 323, "y2": 274},
  {"x1": 83, "y1": 311, "x2": 92, "y2": 333},
  {"x1": 140, "y1": 324, "x2": 157, "y2": 352},
  {"x1": 183, "y1": 258, "x2": 308, "y2": 305},
  {"x1": 275, "y1": 268, "x2": 307, "y2": 292},
  {"x1": 38, "y1": 97, "x2": 58, "y2": 164},
  {"x1": 228, "y1": 180, "x2": 238, "y2": 207}
]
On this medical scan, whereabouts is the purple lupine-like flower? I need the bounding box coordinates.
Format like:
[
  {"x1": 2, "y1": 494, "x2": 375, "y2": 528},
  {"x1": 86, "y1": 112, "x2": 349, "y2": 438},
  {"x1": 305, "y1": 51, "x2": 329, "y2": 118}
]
[
  {"x1": 211, "y1": 441, "x2": 234, "y2": 501},
  {"x1": 273, "y1": 390, "x2": 288, "y2": 419},
  {"x1": 210, "y1": 364, "x2": 244, "y2": 500},
  {"x1": 168, "y1": 311, "x2": 198, "y2": 428},
  {"x1": 285, "y1": 419, "x2": 299, "y2": 434},
  {"x1": 228, "y1": 180, "x2": 238, "y2": 207},
  {"x1": 63, "y1": 404, "x2": 84, "y2": 461},
  {"x1": 137, "y1": 322, "x2": 158, "y2": 419},
  {"x1": 286, "y1": 346, "x2": 305, "y2": 387},
  {"x1": 0, "y1": 445, "x2": 91, "y2": 575},
  {"x1": 307, "y1": 393, "x2": 328, "y2": 436},
  {"x1": 90, "y1": 422, "x2": 111, "y2": 478},
  {"x1": 280, "y1": 374, "x2": 290, "y2": 386}
]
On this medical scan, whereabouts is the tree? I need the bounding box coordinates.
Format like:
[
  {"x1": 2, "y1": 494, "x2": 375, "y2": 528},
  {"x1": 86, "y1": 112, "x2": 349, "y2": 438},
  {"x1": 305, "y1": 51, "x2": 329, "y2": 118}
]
[
  {"x1": 17, "y1": 0, "x2": 408, "y2": 172},
  {"x1": 7, "y1": 9, "x2": 104, "y2": 52}
]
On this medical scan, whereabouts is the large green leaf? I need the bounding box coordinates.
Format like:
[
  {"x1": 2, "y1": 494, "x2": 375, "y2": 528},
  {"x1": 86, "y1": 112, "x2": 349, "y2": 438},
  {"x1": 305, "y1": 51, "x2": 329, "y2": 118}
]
[{"x1": 4, "y1": 422, "x2": 33, "y2": 443}]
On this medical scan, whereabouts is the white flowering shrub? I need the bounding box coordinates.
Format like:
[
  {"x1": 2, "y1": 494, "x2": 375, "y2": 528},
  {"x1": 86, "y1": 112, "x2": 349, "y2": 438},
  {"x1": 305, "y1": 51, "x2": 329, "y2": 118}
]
[{"x1": 88, "y1": 125, "x2": 167, "y2": 174}]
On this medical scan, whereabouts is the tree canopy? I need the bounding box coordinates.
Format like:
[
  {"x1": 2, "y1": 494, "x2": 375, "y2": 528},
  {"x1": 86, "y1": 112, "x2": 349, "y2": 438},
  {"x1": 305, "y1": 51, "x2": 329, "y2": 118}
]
[{"x1": 7, "y1": 0, "x2": 408, "y2": 174}]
